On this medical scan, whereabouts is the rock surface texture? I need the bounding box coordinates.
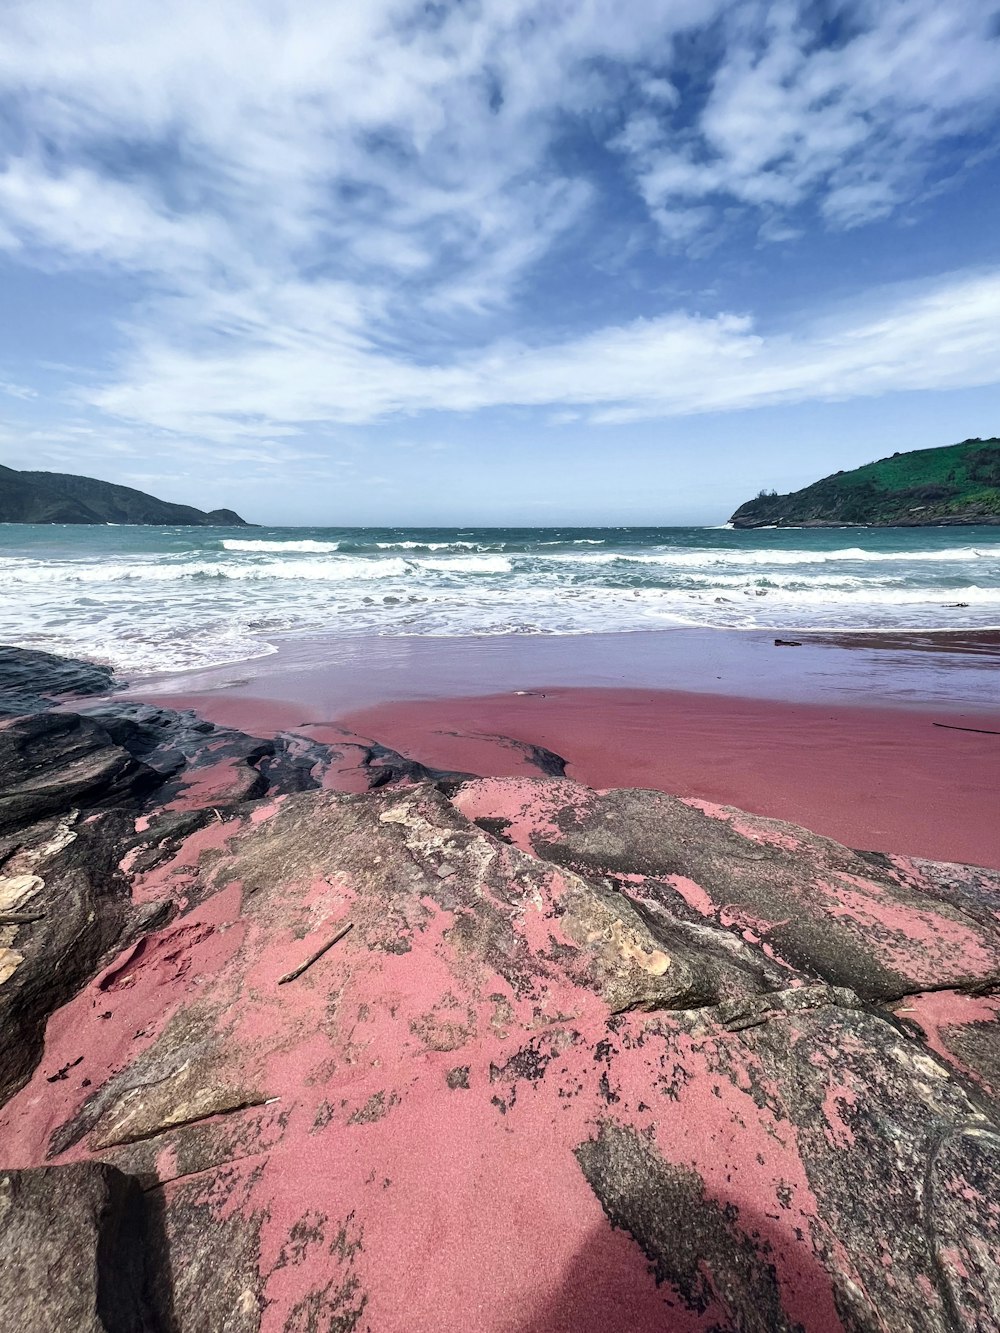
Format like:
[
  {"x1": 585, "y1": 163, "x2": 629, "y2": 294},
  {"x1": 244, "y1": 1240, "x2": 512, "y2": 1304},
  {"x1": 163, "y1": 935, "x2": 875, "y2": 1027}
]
[
  {"x1": 0, "y1": 645, "x2": 115, "y2": 718},
  {"x1": 1, "y1": 657, "x2": 999, "y2": 1331},
  {"x1": 0, "y1": 1162, "x2": 159, "y2": 1330}
]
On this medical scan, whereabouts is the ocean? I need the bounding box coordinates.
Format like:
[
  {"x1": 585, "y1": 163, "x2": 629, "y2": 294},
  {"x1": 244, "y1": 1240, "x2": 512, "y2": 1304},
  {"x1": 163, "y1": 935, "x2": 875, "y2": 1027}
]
[{"x1": 2, "y1": 522, "x2": 1000, "y2": 676}]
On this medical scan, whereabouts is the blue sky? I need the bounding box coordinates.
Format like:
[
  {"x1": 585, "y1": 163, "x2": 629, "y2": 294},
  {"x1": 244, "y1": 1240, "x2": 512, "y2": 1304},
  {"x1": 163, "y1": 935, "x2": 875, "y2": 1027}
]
[{"x1": 1, "y1": 0, "x2": 999, "y2": 525}]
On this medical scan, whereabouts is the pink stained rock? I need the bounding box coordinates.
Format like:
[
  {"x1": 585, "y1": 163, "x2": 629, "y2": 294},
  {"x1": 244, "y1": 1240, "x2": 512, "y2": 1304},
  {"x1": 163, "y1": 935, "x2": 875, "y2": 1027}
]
[
  {"x1": 2, "y1": 774, "x2": 1000, "y2": 1331},
  {"x1": 452, "y1": 778, "x2": 1000, "y2": 1003}
]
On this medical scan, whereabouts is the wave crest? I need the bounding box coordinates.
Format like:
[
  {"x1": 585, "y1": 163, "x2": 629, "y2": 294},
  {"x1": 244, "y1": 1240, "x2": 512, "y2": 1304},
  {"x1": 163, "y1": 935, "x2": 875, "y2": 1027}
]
[{"x1": 222, "y1": 538, "x2": 341, "y2": 552}]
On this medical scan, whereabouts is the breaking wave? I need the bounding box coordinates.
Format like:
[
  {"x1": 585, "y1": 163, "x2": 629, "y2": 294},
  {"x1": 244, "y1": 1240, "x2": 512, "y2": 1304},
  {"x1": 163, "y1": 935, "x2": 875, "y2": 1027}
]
[
  {"x1": 222, "y1": 538, "x2": 341, "y2": 552},
  {"x1": 2, "y1": 522, "x2": 999, "y2": 673}
]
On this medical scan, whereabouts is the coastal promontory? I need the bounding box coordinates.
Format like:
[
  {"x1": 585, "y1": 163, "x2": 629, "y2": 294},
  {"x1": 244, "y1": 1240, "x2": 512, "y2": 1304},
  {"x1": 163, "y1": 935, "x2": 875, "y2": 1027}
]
[
  {"x1": 0, "y1": 463, "x2": 249, "y2": 526},
  {"x1": 731, "y1": 437, "x2": 1000, "y2": 528}
]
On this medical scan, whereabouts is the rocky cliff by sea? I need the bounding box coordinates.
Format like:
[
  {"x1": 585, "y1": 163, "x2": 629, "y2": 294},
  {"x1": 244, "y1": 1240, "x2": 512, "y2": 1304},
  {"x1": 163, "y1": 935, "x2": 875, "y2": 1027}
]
[{"x1": 1, "y1": 646, "x2": 999, "y2": 1331}]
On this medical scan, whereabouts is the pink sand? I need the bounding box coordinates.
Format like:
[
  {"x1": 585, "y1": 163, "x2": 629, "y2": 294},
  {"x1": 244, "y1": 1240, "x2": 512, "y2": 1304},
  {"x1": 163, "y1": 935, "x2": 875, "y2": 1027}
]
[{"x1": 144, "y1": 684, "x2": 1000, "y2": 869}]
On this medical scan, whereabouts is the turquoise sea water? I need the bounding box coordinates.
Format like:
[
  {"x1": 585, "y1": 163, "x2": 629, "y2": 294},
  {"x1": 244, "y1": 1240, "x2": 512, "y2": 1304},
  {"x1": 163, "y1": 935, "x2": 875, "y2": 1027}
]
[{"x1": 2, "y1": 523, "x2": 1000, "y2": 675}]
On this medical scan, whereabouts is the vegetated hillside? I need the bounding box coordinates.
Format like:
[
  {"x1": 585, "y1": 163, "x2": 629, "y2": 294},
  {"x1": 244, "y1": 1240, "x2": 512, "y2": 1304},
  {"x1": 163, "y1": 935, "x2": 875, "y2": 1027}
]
[
  {"x1": 0, "y1": 463, "x2": 249, "y2": 525},
  {"x1": 730, "y1": 438, "x2": 1000, "y2": 528}
]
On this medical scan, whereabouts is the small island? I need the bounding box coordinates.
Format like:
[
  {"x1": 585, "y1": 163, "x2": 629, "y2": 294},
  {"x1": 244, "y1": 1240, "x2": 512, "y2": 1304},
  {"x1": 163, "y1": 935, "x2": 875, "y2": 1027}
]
[
  {"x1": 0, "y1": 463, "x2": 249, "y2": 526},
  {"x1": 730, "y1": 437, "x2": 1000, "y2": 528}
]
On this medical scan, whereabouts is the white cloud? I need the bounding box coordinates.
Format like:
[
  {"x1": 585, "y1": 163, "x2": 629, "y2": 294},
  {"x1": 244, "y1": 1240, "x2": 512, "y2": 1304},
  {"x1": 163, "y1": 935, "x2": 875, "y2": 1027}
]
[
  {"x1": 0, "y1": 0, "x2": 717, "y2": 295},
  {"x1": 618, "y1": 1, "x2": 1000, "y2": 236},
  {"x1": 0, "y1": 0, "x2": 999, "y2": 460},
  {"x1": 0, "y1": 159, "x2": 228, "y2": 274},
  {"x1": 0, "y1": 379, "x2": 37, "y2": 401},
  {"x1": 83, "y1": 267, "x2": 1000, "y2": 433}
]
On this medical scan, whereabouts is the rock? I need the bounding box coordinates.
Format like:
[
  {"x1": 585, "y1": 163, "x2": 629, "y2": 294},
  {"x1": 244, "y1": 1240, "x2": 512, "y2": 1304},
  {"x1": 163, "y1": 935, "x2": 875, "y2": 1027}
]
[
  {"x1": 1, "y1": 687, "x2": 1000, "y2": 1333},
  {"x1": 0, "y1": 803, "x2": 146, "y2": 1106},
  {"x1": 0, "y1": 713, "x2": 162, "y2": 836},
  {"x1": 1, "y1": 738, "x2": 1000, "y2": 1328},
  {"x1": 0, "y1": 640, "x2": 327, "y2": 807},
  {"x1": 892, "y1": 988, "x2": 1000, "y2": 1115},
  {"x1": 0, "y1": 645, "x2": 115, "y2": 718},
  {"x1": 80, "y1": 703, "x2": 334, "y2": 806},
  {"x1": 0, "y1": 687, "x2": 342, "y2": 1106},
  {"x1": 575, "y1": 1000, "x2": 1000, "y2": 1331},
  {"x1": 0, "y1": 1162, "x2": 158, "y2": 1330},
  {"x1": 0, "y1": 710, "x2": 179, "y2": 1104},
  {"x1": 453, "y1": 779, "x2": 1000, "y2": 1003}
]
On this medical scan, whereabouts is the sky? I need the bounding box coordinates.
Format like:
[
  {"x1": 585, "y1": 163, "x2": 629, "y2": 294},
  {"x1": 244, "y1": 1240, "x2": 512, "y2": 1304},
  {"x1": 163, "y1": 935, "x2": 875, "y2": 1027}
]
[{"x1": 1, "y1": 0, "x2": 1000, "y2": 526}]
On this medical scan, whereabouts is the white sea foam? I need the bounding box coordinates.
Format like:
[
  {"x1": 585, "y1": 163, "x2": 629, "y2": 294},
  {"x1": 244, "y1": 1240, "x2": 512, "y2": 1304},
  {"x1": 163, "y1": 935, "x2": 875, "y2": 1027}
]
[
  {"x1": 412, "y1": 554, "x2": 512, "y2": 574},
  {"x1": 375, "y1": 540, "x2": 482, "y2": 550},
  {"x1": 3, "y1": 525, "x2": 1000, "y2": 674},
  {"x1": 540, "y1": 545, "x2": 991, "y2": 567},
  {"x1": 2, "y1": 556, "x2": 409, "y2": 583},
  {"x1": 222, "y1": 538, "x2": 341, "y2": 552},
  {"x1": 0, "y1": 552, "x2": 515, "y2": 583}
]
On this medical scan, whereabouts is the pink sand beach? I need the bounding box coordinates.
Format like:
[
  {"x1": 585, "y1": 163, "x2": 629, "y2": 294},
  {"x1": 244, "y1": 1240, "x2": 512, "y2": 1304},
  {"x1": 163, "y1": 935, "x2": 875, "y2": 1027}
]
[{"x1": 139, "y1": 627, "x2": 1000, "y2": 868}]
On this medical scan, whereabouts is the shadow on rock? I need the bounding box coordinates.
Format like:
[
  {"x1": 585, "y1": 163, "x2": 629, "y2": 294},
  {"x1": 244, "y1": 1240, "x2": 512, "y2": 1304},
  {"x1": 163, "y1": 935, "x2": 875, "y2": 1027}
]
[
  {"x1": 517, "y1": 1195, "x2": 866, "y2": 1333},
  {"x1": 0, "y1": 1162, "x2": 177, "y2": 1333}
]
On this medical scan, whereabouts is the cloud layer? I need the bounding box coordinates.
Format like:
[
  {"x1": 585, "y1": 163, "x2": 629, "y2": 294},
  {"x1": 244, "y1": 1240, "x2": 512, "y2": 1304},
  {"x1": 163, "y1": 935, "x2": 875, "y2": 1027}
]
[
  {"x1": 1, "y1": 0, "x2": 999, "y2": 450},
  {"x1": 81, "y1": 268, "x2": 1000, "y2": 436}
]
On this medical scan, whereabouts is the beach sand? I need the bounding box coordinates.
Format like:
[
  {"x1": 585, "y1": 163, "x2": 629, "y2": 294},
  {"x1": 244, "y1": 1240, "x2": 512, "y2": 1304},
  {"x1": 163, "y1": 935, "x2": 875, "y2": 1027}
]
[{"x1": 138, "y1": 627, "x2": 1000, "y2": 868}]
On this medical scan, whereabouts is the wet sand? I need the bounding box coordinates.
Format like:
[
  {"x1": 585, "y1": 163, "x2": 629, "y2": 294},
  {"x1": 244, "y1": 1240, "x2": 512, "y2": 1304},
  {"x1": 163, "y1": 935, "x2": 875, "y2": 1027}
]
[
  {"x1": 136, "y1": 628, "x2": 1000, "y2": 869},
  {"x1": 130, "y1": 626, "x2": 1000, "y2": 715}
]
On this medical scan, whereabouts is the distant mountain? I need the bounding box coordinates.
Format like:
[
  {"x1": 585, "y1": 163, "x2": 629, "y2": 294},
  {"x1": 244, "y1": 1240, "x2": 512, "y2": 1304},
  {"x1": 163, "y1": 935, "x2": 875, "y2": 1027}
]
[
  {"x1": 0, "y1": 464, "x2": 250, "y2": 526},
  {"x1": 730, "y1": 438, "x2": 1000, "y2": 529}
]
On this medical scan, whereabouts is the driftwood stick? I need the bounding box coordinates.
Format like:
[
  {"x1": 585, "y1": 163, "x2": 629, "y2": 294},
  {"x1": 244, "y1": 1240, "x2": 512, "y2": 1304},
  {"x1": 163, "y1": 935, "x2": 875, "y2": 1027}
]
[
  {"x1": 0, "y1": 911, "x2": 47, "y2": 925},
  {"x1": 277, "y1": 921, "x2": 353, "y2": 985},
  {"x1": 932, "y1": 722, "x2": 1000, "y2": 736}
]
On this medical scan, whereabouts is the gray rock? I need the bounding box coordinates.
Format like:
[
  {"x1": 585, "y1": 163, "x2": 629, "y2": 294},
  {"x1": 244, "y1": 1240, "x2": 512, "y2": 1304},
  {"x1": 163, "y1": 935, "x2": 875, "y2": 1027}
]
[
  {"x1": 0, "y1": 713, "x2": 161, "y2": 836},
  {"x1": 0, "y1": 645, "x2": 114, "y2": 718},
  {"x1": 0, "y1": 1162, "x2": 158, "y2": 1331}
]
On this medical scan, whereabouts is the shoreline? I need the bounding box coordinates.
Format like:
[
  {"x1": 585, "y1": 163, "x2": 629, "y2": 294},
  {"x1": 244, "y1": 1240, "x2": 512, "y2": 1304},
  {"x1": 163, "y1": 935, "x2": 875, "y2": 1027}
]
[
  {"x1": 141, "y1": 685, "x2": 1000, "y2": 869},
  {"x1": 127, "y1": 624, "x2": 1000, "y2": 715}
]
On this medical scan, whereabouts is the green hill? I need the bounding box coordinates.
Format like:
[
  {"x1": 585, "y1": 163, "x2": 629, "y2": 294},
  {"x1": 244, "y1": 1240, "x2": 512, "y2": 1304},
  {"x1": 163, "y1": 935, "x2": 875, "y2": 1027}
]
[
  {"x1": 730, "y1": 438, "x2": 1000, "y2": 529},
  {"x1": 0, "y1": 464, "x2": 249, "y2": 526}
]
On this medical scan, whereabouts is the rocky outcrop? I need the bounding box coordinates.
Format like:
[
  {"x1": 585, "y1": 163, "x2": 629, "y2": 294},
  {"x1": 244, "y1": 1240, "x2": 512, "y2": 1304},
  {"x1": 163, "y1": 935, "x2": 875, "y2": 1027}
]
[
  {"x1": 0, "y1": 645, "x2": 115, "y2": 718},
  {"x1": 1, "y1": 654, "x2": 999, "y2": 1330},
  {"x1": 0, "y1": 661, "x2": 330, "y2": 1107},
  {"x1": 452, "y1": 779, "x2": 1000, "y2": 1003},
  {"x1": 0, "y1": 712, "x2": 162, "y2": 836}
]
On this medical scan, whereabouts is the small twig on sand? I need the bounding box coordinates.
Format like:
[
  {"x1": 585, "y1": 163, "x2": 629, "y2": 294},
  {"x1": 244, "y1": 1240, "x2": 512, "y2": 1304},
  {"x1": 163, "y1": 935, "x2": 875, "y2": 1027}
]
[
  {"x1": 278, "y1": 921, "x2": 353, "y2": 985},
  {"x1": 932, "y1": 722, "x2": 1000, "y2": 736},
  {"x1": 0, "y1": 911, "x2": 46, "y2": 925}
]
